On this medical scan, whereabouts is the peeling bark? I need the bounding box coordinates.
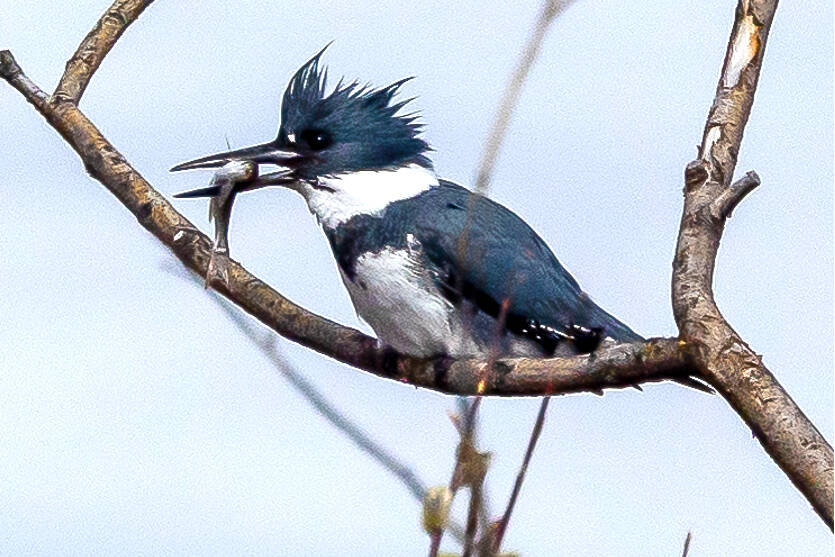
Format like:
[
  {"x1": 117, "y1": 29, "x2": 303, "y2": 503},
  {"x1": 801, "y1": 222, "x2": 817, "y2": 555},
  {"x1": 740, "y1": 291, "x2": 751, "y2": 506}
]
[
  {"x1": 673, "y1": 0, "x2": 833, "y2": 528},
  {"x1": 2, "y1": 0, "x2": 831, "y2": 531}
]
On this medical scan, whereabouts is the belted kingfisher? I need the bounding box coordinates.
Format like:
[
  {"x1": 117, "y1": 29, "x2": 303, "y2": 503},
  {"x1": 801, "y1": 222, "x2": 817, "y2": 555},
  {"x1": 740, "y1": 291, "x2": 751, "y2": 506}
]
[{"x1": 171, "y1": 47, "x2": 643, "y2": 359}]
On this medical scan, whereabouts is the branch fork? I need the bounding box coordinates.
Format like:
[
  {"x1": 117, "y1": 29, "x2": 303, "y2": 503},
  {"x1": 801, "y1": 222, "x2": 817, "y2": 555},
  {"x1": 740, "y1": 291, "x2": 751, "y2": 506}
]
[{"x1": 2, "y1": 0, "x2": 832, "y2": 533}]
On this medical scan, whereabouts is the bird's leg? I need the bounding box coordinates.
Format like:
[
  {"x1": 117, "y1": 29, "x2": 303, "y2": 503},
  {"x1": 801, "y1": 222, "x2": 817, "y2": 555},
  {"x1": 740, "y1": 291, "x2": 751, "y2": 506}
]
[{"x1": 203, "y1": 161, "x2": 257, "y2": 288}]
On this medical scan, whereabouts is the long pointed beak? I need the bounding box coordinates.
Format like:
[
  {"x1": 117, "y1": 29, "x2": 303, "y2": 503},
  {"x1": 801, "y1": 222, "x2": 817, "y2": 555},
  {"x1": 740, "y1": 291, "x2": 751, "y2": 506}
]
[
  {"x1": 170, "y1": 141, "x2": 302, "y2": 172},
  {"x1": 173, "y1": 169, "x2": 297, "y2": 199}
]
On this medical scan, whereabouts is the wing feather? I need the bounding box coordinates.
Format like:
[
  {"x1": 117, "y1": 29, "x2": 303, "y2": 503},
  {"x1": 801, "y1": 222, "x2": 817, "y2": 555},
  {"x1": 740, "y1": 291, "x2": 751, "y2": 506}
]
[{"x1": 402, "y1": 181, "x2": 643, "y2": 343}]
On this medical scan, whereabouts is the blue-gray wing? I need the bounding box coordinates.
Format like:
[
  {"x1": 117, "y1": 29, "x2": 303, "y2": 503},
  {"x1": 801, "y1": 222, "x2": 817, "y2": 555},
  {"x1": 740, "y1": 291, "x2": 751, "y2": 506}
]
[{"x1": 401, "y1": 181, "x2": 643, "y2": 343}]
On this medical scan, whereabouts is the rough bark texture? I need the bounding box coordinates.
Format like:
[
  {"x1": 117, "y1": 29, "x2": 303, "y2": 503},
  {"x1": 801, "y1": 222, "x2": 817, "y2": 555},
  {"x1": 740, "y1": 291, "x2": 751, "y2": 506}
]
[
  {"x1": 2, "y1": 0, "x2": 831, "y2": 530},
  {"x1": 53, "y1": 0, "x2": 155, "y2": 104},
  {"x1": 672, "y1": 0, "x2": 833, "y2": 526}
]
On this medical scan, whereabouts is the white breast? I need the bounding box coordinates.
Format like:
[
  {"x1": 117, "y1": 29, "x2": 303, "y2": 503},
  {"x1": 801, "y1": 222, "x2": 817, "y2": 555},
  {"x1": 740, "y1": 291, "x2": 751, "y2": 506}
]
[
  {"x1": 339, "y1": 246, "x2": 454, "y2": 357},
  {"x1": 339, "y1": 242, "x2": 558, "y2": 358}
]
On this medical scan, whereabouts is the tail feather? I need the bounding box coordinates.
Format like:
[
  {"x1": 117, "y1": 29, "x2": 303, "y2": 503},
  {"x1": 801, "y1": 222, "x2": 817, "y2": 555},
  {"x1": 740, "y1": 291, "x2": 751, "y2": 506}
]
[{"x1": 592, "y1": 307, "x2": 644, "y2": 343}]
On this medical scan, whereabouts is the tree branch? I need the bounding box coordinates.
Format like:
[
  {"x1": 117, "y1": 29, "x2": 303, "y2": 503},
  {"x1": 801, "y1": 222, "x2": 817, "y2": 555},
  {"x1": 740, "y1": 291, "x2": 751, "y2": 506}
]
[
  {"x1": 3, "y1": 0, "x2": 831, "y2": 535},
  {"x1": 671, "y1": 0, "x2": 833, "y2": 527},
  {"x1": 0, "y1": 50, "x2": 48, "y2": 111},
  {"x1": 53, "y1": 0, "x2": 155, "y2": 104},
  {"x1": 454, "y1": 398, "x2": 488, "y2": 557},
  {"x1": 0, "y1": 49, "x2": 696, "y2": 399},
  {"x1": 709, "y1": 170, "x2": 760, "y2": 220},
  {"x1": 680, "y1": 531, "x2": 692, "y2": 557},
  {"x1": 491, "y1": 396, "x2": 551, "y2": 553}
]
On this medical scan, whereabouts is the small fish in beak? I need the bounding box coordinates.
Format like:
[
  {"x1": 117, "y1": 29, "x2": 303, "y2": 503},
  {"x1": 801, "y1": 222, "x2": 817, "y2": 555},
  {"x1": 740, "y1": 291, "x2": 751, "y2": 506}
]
[
  {"x1": 171, "y1": 141, "x2": 299, "y2": 288},
  {"x1": 195, "y1": 160, "x2": 256, "y2": 288}
]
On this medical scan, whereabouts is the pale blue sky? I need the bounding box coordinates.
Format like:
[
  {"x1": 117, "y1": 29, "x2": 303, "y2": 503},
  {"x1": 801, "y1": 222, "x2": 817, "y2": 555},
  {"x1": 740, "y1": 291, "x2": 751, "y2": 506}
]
[{"x1": 1, "y1": 1, "x2": 832, "y2": 555}]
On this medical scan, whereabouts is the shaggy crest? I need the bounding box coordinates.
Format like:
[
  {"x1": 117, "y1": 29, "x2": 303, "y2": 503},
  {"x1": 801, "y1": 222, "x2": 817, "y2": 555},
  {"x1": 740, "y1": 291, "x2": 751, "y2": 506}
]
[{"x1": 278, "y1": 45, "x2": 431, "y2": 174}]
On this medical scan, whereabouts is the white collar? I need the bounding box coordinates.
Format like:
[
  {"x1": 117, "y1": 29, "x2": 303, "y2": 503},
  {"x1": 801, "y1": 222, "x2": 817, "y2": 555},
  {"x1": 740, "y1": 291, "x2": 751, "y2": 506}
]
[{"x1": 298, "y1": 163, "x2": 438, "y2": 228}]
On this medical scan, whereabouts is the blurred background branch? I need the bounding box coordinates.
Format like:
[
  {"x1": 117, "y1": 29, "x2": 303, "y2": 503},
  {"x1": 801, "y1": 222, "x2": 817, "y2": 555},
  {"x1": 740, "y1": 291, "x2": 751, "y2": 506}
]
[
  {"x1": 166, "y1": 262, "x2": 468, "y2": 543},
  {"x1": 435, "y1": 1, "x2": 575, "y2": 552},
  {"x1": 1, "y1": 0, "x2": 831, "y2": 554},
  {"x1": 474, "y1": 0, "x2": 577, "y2": 193}
]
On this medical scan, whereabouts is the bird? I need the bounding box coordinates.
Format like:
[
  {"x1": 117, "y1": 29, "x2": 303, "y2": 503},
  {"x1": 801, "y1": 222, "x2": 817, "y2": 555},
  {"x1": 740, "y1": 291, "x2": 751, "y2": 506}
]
[{"x1": 170, "y1": 46, "x2": 645, "y2": 361}]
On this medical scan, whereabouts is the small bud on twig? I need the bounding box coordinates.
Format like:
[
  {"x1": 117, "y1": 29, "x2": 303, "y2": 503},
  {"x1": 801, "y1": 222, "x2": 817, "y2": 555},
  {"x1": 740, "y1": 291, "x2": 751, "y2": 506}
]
[{"x1": 422, "y1": 485, "x2": 453, "y2": 533}]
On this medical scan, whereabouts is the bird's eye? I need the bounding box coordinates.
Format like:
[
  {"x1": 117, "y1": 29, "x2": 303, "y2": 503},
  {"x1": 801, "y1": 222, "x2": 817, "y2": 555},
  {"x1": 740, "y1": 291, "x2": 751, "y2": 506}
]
[{"x1": 301, "y1": 129, "x2": 331, "y2": 151}]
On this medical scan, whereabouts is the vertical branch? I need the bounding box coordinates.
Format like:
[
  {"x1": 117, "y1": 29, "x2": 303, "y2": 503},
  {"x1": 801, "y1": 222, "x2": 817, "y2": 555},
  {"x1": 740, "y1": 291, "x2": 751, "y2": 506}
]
[
  {"x1": 427, "y1": 532, "x2": 442, "y2": 557},
  {"x1": 672, "y1": 0, "x2": 833, "y2": 527},
  {"x1": 448, "y1": 0, "x2": 571, "y2": 541},
  {"x1": 462, "y1": 480, "x2": 483, "y2": 557},
  {"x1": 456, "y1": 3, "x2": 577, "y2": 551},
  {"x1": 430, "y1": 397, "x2": 490, "y2": 553},
  {"x1": 680, "y1": 531, "x2": 692, "y2": 557},
  {"x1": 458, "y1": 398, "x2": 487, "y2": 557},
  {"x1": 469, "y1": 2, "x2": 574, "y2": 550},
  {"x1": 458, "y1": 0, "x2": 574, "y2": 532}
]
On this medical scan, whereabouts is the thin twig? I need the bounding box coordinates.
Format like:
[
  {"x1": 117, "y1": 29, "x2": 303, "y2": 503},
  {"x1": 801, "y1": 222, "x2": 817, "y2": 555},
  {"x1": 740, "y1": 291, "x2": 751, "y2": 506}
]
[
  {"x1": 458, "y1": 396, "x2": 486, "y2": 557},
  {"x1": 492, "y1": 397, "x2": 551, "y2": 553},
  {"x1": 433, "y1": 396, "x2": 488, "y2": 554},
  {"x1": 460, "y1": 2, "x2": 576, "y2": 547},
  {"x1": 429, "y1": 394, "x2": 498, "y2": 555},
  {"x1": 462, "y1": 479, "x2": 483, "y2": 557},
  {"x1": 709, "y1": 170, "x2": 760, "y2": 219},
  {"x1": 680, "y1": 531, "x2": 692, "y2": 557},
  {"x1": 474, "y1": 0, "x2": 577, "y2": 193},
  {"x1": 428, "y1": 532, "x2": 442, "y2": 557},
  {"x1": 452, "y1": 292, "x2": 515, "y2": 540},
  {"x1": 456, "y1": 397, "x2": 492, "y2": 531},
  {"x1": 0, "y1": 51, "x2": 48, "y2": 111}
]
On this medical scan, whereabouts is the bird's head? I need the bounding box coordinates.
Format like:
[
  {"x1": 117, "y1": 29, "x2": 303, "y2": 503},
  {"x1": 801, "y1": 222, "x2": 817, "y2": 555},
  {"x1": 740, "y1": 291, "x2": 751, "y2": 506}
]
[{"x1": 171, "y1": 45, "x2": 431, "y2": 190}]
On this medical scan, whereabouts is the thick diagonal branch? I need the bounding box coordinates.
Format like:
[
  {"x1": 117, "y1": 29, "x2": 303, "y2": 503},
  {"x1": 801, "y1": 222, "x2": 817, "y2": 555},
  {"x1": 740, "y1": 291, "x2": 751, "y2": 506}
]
[{"x1": 671, "y1": 0, "x2": 833, "y2": 527}]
